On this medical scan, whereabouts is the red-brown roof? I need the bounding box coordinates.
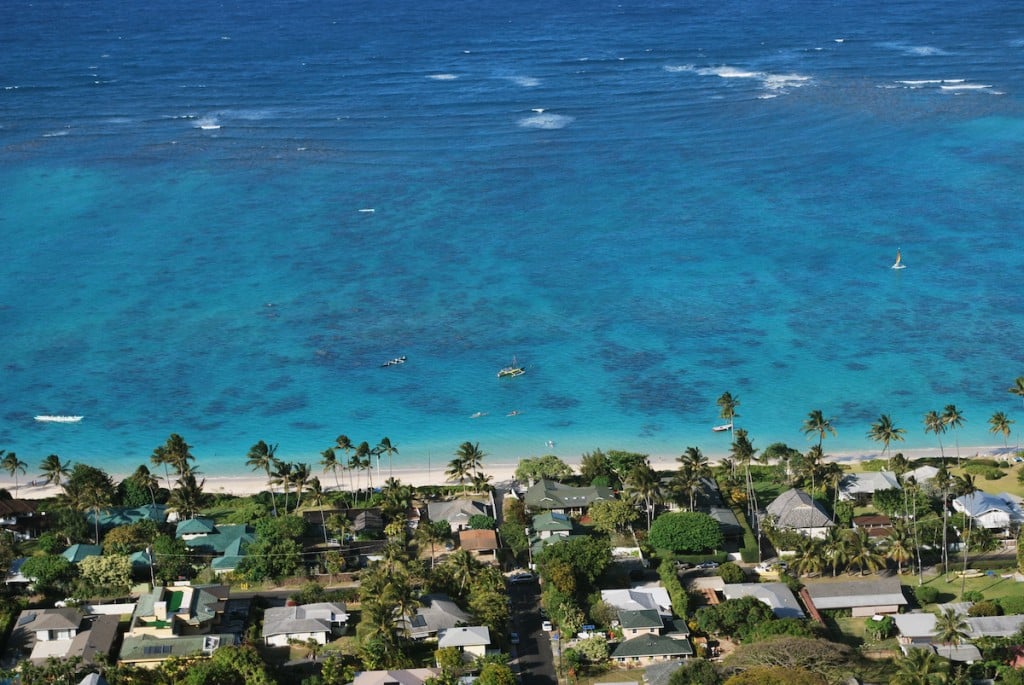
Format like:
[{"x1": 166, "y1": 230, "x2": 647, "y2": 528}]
[{"x1": 458, "y1": 529, "x2": 498, "y2": 552}]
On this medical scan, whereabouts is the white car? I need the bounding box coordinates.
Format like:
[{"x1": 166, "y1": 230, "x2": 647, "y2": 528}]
[{"x1": 542, "y1": 620, "x2": 553, "y2": 632}]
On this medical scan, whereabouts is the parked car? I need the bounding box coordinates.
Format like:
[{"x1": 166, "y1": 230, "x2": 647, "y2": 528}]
[
  {"x1": 510, "y1": 632, "x2": 520, "y2": 645},
  {"x1": 542, "y1": 620, "x2": 553, "y2": 632},
  {"x1": 509, "y1": 572, "x2": 535, "y2": 584},
  {"x1": 696, "y1": 561, "x2": 719, "y2": 569}
]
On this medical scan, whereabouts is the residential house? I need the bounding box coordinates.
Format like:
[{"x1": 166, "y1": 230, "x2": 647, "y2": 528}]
[
  {"x1": 91, "y1": 504, "x2": 167, "y2": 533},
  {"x1": 62, "y1": 544, "x2": 103, "y2": 564},
  {"x1": 0, "y1": 499, "x2": 47, "y2": 540},
  {"x1": 427, "y1": 500, "x2": 489, "y2": 533},
  {"x1": 436, "y1": 625, "x2": 490, "y2": 659},
  {"x1": 6, "y1": 557, "x2": 31, "y2": 585},
  {"x1": 763, "y1": 489, "x2": 833, "y2": 539},
  {"x1": 127, "y1": 584, "x2": 227, "y2": 638},
  {"x1": 523, "y1": 479, "x2": 614, "y2": 515},
  {"x1": 838, "y1": 471, "x2": 901, "y2": 502},
  {"x1": 896, "y1": 612, "x2": 1024, "y2": 644},
  {"x1": 119, "y1": 633, "x2": 236, "y2": 668},
  {"x1": 802, "y1": 576, "x2": 907, "y2": 617},
  {"x1": 401, "y1": 593, "x2": 472, "y2": 640},
  {"x1": 175, "y1": 518, "x2": 256, "y2": 573},
  {"x1": 601, "y1": 586, "x2": 673, "y2": 618},
  {"x1": 354, "y1": 510, "x2": 385, "y2": 536},
  {"x1": 707, "y1": 507, "x2": 744, "y2": 543},
  {"x1": 905, "y1": 465, "x2": 939, "y2": 485},
  {"x1": 352, "y1": 669, "x2": 441, "y2": 685},
  {"x1": 617, "y1": 609, "x2": 664, "y2": 638},
  {"x1": 458, "y1": 529, "x2": 499, "y2": 561},
  {"x1": 531, "y1": 511, "x2": 577, "y2": 539},
  {"x1": 952, "y1": 491, "x2": 1024, "y2": 532},
  {"x1": 643, "y1": 660, "x2": 687, "y2": 685},
  {"x1": 262, "y1": 602, "x2": 348, "y2": 647},
  {"x1": 610, "y1": 634, "x2": 693, "y2": 665},
  {"x1": 9, "y1": 608, "x2": 119, "y2": 666},
  {"x1": 722, "y1": 582, "x2": 805, "y2": 619},
  {"x1": 852, "y1": 514, "x2": 894, "y2": 539}
]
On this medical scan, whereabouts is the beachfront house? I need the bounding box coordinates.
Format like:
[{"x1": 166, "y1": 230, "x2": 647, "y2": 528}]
[
  {"x1": 175, "y1": 518, "x2": 256, "y2": 573},
  {"x1": 427, "y1": 499, "x2": 490, "y2": 533},
  {"x1": 838, "y1": 471, "x2": 901, "y2": 502},
  {"x1": 0, "y1": 499, "x2": 48, "y2": 540},
  {"x1": 524, "y1": 479, "x2": 614, "y2": 516},
  {"x1": 952, "y1": 491, "x2": 1024, "y2": 532},
  {"x1": 261, "y1": 602, "x2": 349, "y2": 647},
  {"x1": 762, "y1": 489, "x2": 833, "y2": 539}
]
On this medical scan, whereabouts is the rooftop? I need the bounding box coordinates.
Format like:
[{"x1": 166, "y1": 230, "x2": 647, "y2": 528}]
[{"x1": 611, "y1": 634, "x2": 693, "y2": 659}]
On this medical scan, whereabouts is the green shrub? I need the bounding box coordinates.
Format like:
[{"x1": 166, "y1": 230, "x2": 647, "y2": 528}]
[
  {"x1": 658, "y1": 558, "x2": 691, "y2": 618},
  {"x1": 865, "y1": 615, "x2": 894, "y2": 640},
  {"x1": 968, "y1": 600, "x2": 1001, "y2": 617},
  {"x1": 914, "y1": 585, "x2": 939, "y2": 605},
  {"x1": 717, "y1": 562, "x2": 745, "y2": 584},
  {"x1": 962, "y1": 590, "x2": 984, "y2": 603}
]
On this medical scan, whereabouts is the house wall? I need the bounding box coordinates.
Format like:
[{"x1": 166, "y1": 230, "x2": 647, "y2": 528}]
[
  {"x1": 266, "y1": 630, "x2": 328, "y2": 647},
  {"x1": 851, "y1": 604, "x2": 901, "y2": 618},
  {"x1": 976, "y1": 511, "x2": 1011, "y2": 529},
  {"x1": 621, "y1": 627, "x2": 659, "y2": 638},
  {"x1": 612, "y1": 654, "x2": 683, "y2": 666}
]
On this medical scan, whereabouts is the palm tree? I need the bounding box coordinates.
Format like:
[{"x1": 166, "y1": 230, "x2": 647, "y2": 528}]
[
  {"x1": 320, "y1": 448, "x2": 342, "y2": 493},
  {"x1": 1008, "y1": 376, "x2": 1024, "y2": 407},
  {"x1": 445, "y1": 457, "x2": 471, "y2": 494},
  {"x1": 150, "y1": 445, "x2": 173, "y2": 492},
  {"x1": 291, "y1": 462, "x2": 312, "y2": 509},
  {"x1": 933, "y1": 607, "x2": 969, "y2": 646},
  {"x1": 167, "y1": 471, "x2": 208, "y2": 520},
  {"x1": 471, "y1": 471, "x2": 493, "y2": 495},
  {"x1": 923, "y1": 410, "x2": 947, "y2": 458},
  {"x1": 802, "y1": 409, "x2": 837, "y2": 448},
  {"x1": 675, "y1": 447, "x2": 711, "y2": 510},
  {"x1": 791, "y1": 536, "x2": 825, "y2": 577},
  {"x1": 846, "y1": 528, "x2": 885, "y2": 576},
  {"x1": 886, "y1": 521, "x2": 915, "y2": 575},
  {"x1": 246, "y1": 440, "x2": 279, "y2": 517},
  {"x1": 333, "y1": 434, "x2": 355, "y2": 489},
  {"x1": 445, "y1": 549, "x2": 480, "y2": 592},
  {"x1": 625, "y1": 461, "x2": 661, "y2": 529},
  {"x1": 822, "y1": 462, "x2": 845, "y2": 521},
  {"x1": 891, "y1": 646, "x2": 949, "y2": 685},
  {"x1": 1, "y1": 452, "x2": 27, "y2": 498},
  {"x1": 354, "y1": 441, "x2": 374, "y2": 495},
  {"x1": 988, "y1": 411, "x2": 1014, "y2": 447},
  {"x1": 716, "y1": 391, "x2": 740, "y2": 437},
  {"x1": 455, "y1": 442, "x2": 486, "y2": 481},
  {"x1": 942, "y1": 404, "x2": 966, "y2": 465},
  {"x1": 822, "y1": 526, "x2": 850, "y2": 576},
  {"x1": 272, "y1": 460, "x2": 294, "y2": 513},
  {"x1": 161, "y1": 433, "x2": 195, "y2": 476},
  {"x1": 127, "y1": 464, "x2": 160, "y2": 505},
  {"x1": 935, "y1": 465, "x2": 953, "y2": 575},
  {"x1": 730, "y1": 428, "x2": 758, "y2": 522},
  {"x1": 801, "y1": 445, "x2": 826, "y2": 494},
  {"x1": 954, "y1": 473, "x2": 978, "y2": 597},
  {"x1": 867, "y1": 414, "x2": 906, "y2": 469},
  {"x1": 306, "y1": 477, "x2": 329, "y2": 544},
  {"x1": 38, "y1": 454, "x2": 70, "y2": 489},
  {"x1": 377, "y1": 437, "x2": 399, "y2": 480}
]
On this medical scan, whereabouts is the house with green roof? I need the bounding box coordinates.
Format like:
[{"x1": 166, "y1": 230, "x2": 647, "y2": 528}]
[
  {"x1": 531, "y1": 511, "x2": 580, "y2": 539},
  {"x1": 523, "y1": 479, "x2": 614, "y2": 515},
  {"x1": 610, "y1": 634, "x2": 693, "y2": 666},
  {"x1": 175, "y1": 517, "x2": 217, "y2": 539},
  {"x1": 90, "y1": 504, "x2": 167, "y2": 532},
  {"x1": 617, "y1": 609, "x2": 664, "y2": 638},
  {"x1": 62, "y1": 544, "x2": 103, "y2": 564},
  {"x1": 175, "y1": 519, "x2": 256, "y2": 572},
  {"x1": 119, "y1": 633, "x2": 236, "y2": 668}
]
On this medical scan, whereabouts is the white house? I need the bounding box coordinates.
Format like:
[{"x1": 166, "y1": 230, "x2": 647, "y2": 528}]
[
  {"x1": 763, "y1": 489, "x2": 834, "y2": 539},
  {"x1": 838, "y1": 471, "x2": 900, "y2": 501},
  {"x1": 952, "y1": 491, "x2": 1024, "y2": 531},
  {"x1": 600, "y1": 585, "x2": 673, "y2": 617},
  {"x1": 262, "y1": 602, "x2": 349, "y2": 647},
  {"x1": 437, "y1": 625, "x2": 490, "y2": 659}
]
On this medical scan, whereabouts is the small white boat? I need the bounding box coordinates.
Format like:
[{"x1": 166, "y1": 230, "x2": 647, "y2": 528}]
[
  {"x1": 498, "y1": 356, "x2": 525, "y2": 378},
  {"x1": 712, "y1": 423, "x2": 733, "y2": 432},
  {"x1": 891, "y1": 248, "x2": 906, "y2": 270},
  {"x1": 34, "y1": 415, "x2": 84, "y2": 423},
  {"x1": 380, "y1": 355, "x2": 407, "y2": 368}
]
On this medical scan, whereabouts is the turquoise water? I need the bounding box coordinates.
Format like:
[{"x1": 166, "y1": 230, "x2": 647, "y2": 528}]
[{"x1": 2, "y1": 0, "x2": 1023, "y2": 477}]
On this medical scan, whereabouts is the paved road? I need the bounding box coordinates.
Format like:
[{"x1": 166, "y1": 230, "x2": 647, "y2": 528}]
[{"x1": 507, "y1": 579, "x2": 557, "y2": 685}]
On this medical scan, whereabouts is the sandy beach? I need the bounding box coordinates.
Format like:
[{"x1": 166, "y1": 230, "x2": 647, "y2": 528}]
[{"x1": 3, "y1": 443, "x2": 1017, "y2": 503}]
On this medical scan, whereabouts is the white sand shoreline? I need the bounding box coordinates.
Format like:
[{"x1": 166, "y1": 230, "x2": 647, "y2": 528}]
[{"x1": 5, "y1": 444, "x2": 1017, "y2": 502}]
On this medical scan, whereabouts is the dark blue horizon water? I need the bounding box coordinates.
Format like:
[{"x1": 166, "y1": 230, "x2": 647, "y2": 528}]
[{"x1": 2, "y1": 0, "x2": 1023, "y2": 479}]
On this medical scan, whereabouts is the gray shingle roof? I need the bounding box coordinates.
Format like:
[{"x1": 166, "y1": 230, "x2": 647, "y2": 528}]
[
  {"x1": 437, "y1": 625, "x2": 490, "y2": 647},
  {"x1": 402, "y1": 594, "x2": 471, "y2": 639},
  {"x1": 611, "y1": 634, "x2": 693, "y2": 659},
  {"x1": 804, "y1": 576, "x2": 907, "y2": 610},
  {"x1": 262, "y1": 602, "x2": 348, "y2": 638},
  {"x1": 617, "y1": 609, "x2": 663, "y2": 630},
  {"x1": 765, "y1": 489, "x2": 833, "y2": 530},
  {"x1": 524, "y1": 479, "x2": 614, "y2": 511},
  {"x1": 722, "y1": 582, "x2": 805, "y2": 619}
]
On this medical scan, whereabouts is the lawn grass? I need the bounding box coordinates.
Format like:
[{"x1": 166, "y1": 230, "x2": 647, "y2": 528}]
[{"x1": 909, "y1": 565, "x2": 1024, "y2": 606}]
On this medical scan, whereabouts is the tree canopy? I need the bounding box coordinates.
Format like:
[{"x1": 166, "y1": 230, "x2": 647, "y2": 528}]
[{"x1": 648, "y1": 512, "x2": 724, "y2": 553}]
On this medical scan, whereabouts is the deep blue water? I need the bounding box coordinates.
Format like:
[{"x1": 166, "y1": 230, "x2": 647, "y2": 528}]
[{"x1": 2, "y1": 0, "x2": 1023, "y2": 478}]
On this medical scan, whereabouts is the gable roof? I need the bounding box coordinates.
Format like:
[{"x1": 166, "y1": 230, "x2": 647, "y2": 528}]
[
  {"x1": 905, "y1": 465, "x2": 939, "y2": 483},
  {"x1": 953, "y1": 491, "x2": 1024, "y2": 521},
  {"x1": 402, "y1": 594, "x2": 472, "y2": 639},
  {"x1": 92, "y1": 504, "x2": 166, "y2": 530},
  {"x1": 617, "y1": 609, "x2": 663, "y2": 630},
  {"x1": 437, "y1": 625, "x2": 490, "y2": 648},
  {"x1": 262, "y1": 602, "x2": 348, "y2": 638},
  {"x1": 611, "y1": 634, "x2": 693, "y2": 659},
  {"x1": 839, "y1": 471, "x2": 900, "y2": 497},
  {"x1": 532, "y1": 511, "x2": 575, "y2": 532},
  {"x1": 804, "y1": 576, "x2": 907, "y2": 610},
  {"x1": 119, "y1": 633, "x2": 235, "y2": 662},
  {"x1": 764, "y1": 489, "x2": 833, "y2": 530},
  {"x1": 183, "y1": 523, "x2": 255, "y2": 555},
  {"x1": 459, "y1": 529, "x2": 498, "y2": 552},
  {"x1": 722, "y1": 582, "x2": 805, "y2": 619},
  {"x1": 62, "y1": 544, "x2": 103, "y2": 564},
  {"x1": 0, "y1": 499, "x2": 37, "y2": 516},
  {"x1": 353, "y1": 669, "x2": 441, "y2": 685},
  {"x1": 175, "y1": 517, "x2": 217, "y2": 537},
  {"x1": 601, "y1": 587, "x2": 673, "y2": 615},
  {"x1": 524, "y1": 479, "x2": 614, "y2": 511},
  {"x1": 426, "y1": 500, "x2": 488, "y2": 526},
  {"x1": 643, "y1": 660, "x2": 686, "y2": 685}
]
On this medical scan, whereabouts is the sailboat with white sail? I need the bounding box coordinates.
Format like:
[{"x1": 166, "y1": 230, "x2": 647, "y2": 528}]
[{"x1": 891, "y1": 248, "x2": 906, "y2": 270}]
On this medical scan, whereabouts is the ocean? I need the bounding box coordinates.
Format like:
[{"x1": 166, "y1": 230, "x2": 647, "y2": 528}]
[{"x1": 2, "y1": 0, "x2": 1023, "y2": 479}]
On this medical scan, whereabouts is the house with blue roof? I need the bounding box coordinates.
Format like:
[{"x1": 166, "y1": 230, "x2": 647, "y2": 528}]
[
  {"x1": 89, "y1": 504, "x2": 167, "y2": 532},
  {"x1": 175, "y1": 518, "x2": 256, "y2": 573},
  {"x1": 62, "y1": 544, "x2": 103, "y2": 564}
]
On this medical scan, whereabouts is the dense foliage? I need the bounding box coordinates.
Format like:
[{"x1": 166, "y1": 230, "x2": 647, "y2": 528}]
[{"x1": 649, "y1": 512, "x2": 724, "y2": 553}]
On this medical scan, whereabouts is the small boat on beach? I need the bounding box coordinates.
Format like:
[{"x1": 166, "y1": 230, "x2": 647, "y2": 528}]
[
  {"x1": 712, "y1": 423, "x2": 733, "y2": 432},
  {"x1": 891, "y1": 248, "x2": 906, "y2": 270},
  {"x1": 35, "y1": 415, "x2": 83, "y2": 423},
  {"x1": 498, "y1": 357, "x2": 525, "y2": 378}
]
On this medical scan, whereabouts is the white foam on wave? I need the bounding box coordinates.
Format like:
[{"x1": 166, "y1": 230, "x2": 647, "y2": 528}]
[
  {"x1": 508, "y1": 75, "x2": 540, "y2": 87},
  {"x1": 940, "y1": 83, "x2": 992, "y2": 91},
  {"x1": 880, "y1": 42, "x2": 949, "y2": 57},
  {"x1": 518, "y1": 113, "x2": 574, "y2": 130},
  {"x1": 895, "y1": 78, "x2": 998, "y2": 94},
  {"x1": 196, "y1": 116, "x2": 220, "y2": 130},
  {"x1": 665, "y1": 63, "x2": 812, "y2": 95},
  {"x1": 427, "y1": 73, "x2": 458, "y2": 81},
  {"x1": 42, "y1": 129, "x2": 69, "y2": 138}
]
